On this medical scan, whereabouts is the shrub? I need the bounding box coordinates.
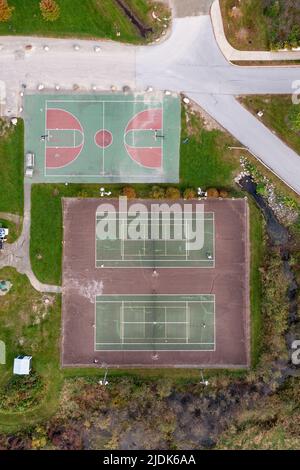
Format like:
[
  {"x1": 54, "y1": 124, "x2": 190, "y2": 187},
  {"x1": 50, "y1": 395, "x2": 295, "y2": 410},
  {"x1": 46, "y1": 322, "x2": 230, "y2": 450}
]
[
  {"x1": 40, "y1": 0, "x2": 60, "y2": 22},
  {"x1": 122, "y1": 186, "x2": 136, "y2": 199},
  {"x1": 219, "y1": 189, "x2": 229, "y2": 198},
  {"x1": 183, "y1": 188, "x2": 197, "y2": 199},
  {"x1": 165, "y1": 187, "x2": 181, "y2": 200},
  {"x1": 149, "y1": 186, "x2": 165, "y2": 199},
  {"x1": 0, "y1": 371, "x2": 44, "y2": 412},
  {"x1": 0, "y1": 0, "x2": 14, "y2": 23},
  {"x1": 206, "y1": 188, "x2": 220, "y2": 198}
]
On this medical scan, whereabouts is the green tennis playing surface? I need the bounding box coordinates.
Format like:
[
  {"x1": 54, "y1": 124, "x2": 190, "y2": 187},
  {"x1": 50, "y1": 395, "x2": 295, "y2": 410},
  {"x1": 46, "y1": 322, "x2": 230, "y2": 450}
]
[
  {"x1": 24, "y1": 92, "x2": 181, "y2": 183},
  {"x1": 95, "y1": 295, "x2": 215, "y2": 351},
  {"x1": 96, "y1": 212, "x2": 215, "y2": 268}
]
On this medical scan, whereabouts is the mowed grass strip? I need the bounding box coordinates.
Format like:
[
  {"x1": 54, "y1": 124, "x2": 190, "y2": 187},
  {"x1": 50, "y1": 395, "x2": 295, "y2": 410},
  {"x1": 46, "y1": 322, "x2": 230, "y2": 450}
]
[
  {"x1": 0, "y1": 120, "x2": 24, "y2": 215},
  {"x1": 0, "y1": 0, "x2": 164, "y2": 43},
  {"x1": 240, "y1": 95, "x2": 300, "y2": 156}
]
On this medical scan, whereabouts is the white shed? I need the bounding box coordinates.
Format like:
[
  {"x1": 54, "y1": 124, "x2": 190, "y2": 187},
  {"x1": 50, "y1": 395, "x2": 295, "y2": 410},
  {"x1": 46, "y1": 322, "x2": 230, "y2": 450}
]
[{"x1": 13, "y1": 355, "x2": 32, "y2": 375}]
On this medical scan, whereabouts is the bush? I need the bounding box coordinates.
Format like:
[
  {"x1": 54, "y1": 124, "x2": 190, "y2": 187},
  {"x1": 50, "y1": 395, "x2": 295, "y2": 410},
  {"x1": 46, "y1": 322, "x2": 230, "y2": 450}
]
[
  {"x1": 219, "y1": 189, "x2": 229, "y2": 198},
  {"x1": 206, "y1": 188, "x2": 220, "y2": 198},
  {"x1": 122, "y1": 186, "x2": 136, "y2": 199},
  {"x1": 149, "y1": 186, "x2": 165, "y2": 199},
  {"x1": 165, "y1": 187, "x2": 181, "y2": 200},
  {"x1": 183, "y1": 188, "x2": 197, "y2": 199},
  {"x1": 0, "y1": 371, "x2": 44, "y2": 412},
  {"x1": 40, "y1": 0, "x2": 60, "y2": 22},
  {"x1": 0, "y1": 0, "x2": 14, "y2": 23}
]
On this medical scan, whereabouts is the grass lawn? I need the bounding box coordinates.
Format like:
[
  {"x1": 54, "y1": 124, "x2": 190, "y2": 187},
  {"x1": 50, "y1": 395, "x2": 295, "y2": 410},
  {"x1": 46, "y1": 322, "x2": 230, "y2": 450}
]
[
  {"x1": 0, "y1": 120, "x2": 24, "y2": 215},
  {"x1": 0, "y1": 267, "x2": 62, "y2": 432},
  {"x1": 220, "y1": 0, "x2": 300, "y2": 51},
  {"x1": 0, "y1": 218, "x2": 22, "y2": 243},
  {"x1": 239, "y1": 95, "x2": 300, "y2": 157},
  {"x1": 0, "y1": 0, "x2": 168, "y2": 43}
]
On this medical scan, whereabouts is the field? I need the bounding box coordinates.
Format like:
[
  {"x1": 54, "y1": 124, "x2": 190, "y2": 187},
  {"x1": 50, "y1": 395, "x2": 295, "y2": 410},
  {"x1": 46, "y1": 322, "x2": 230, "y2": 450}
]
[
  {"x1": 0, "y1": 0, "x2": 169, "y2": 43},
  {"x1": 239, "y1": 95, "x2": 300, "y2": 156},
  {"x1": 220, "y1": 0, "x2": 300, "y2": 51}
]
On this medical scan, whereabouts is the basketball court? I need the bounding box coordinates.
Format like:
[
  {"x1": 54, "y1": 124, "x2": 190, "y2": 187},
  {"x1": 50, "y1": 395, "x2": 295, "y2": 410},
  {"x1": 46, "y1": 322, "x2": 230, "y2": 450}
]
[
  {"x1": 62, "y1": 198, "x2": 250, "y2": 368},
  {"x1": 24, "y1": 92, "x2": 181, "y2": 183}
]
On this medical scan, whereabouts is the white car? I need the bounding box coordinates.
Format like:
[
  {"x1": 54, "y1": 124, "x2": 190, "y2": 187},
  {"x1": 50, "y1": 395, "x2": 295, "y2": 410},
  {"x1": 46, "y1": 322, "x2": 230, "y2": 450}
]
[{"x1": 25, "y1": 151, "x2": 35, "y2": 177}]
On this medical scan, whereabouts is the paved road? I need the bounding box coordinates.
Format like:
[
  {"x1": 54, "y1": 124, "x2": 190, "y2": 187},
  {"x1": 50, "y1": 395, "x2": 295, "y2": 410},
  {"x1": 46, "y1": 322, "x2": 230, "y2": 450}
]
[{"x1": 0, "y1": 12, "x2": 299, "y2": 196}]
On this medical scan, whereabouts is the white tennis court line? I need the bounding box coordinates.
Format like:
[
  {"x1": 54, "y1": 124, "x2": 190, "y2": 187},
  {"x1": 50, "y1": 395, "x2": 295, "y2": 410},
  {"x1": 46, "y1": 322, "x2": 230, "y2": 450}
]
[{"x1": 95, "y1": 297, "x2": 215, "y2": 350}]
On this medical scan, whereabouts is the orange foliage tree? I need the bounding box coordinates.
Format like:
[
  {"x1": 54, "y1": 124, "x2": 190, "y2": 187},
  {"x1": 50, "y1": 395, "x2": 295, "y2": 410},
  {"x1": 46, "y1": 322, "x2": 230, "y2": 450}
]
[
  {"x1": 0, "y1": 0, "x2": 14, "y2": 22},
  {"x1": 40, "y1": 0, "x2": 60, "y2": 22}
]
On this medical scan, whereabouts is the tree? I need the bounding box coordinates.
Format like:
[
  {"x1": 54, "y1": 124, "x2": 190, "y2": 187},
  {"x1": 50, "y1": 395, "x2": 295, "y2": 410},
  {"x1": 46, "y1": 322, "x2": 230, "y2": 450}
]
[
  {"x1": 206, "y1": 188, "x2": 220, "y2": 198},
  {"x1": 122, "y1": 186, "x2": 137, "y2": 199},
  {"x1": 0, "y1": 0, "x2": 14, "y2": 23},
  {"x1": 165, "y1": 187, "x2": 181, "y2": 200},
  {"x1": 40, "y1": 0, "x2": 60, "y2": 22},
  {"x1": 183, "y1": 188, "x2": 196, "y2": 200}
]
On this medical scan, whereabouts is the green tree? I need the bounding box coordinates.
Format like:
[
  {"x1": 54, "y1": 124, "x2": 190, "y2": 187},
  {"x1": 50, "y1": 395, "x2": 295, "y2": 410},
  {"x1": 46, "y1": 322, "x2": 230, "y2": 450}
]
[{"x1": 40, "y1": 0, "x2": 60, "y2": 22}]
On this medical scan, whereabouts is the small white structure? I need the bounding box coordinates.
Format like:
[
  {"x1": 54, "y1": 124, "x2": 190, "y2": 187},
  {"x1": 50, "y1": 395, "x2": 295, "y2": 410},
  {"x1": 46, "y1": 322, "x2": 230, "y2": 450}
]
[
  {"x1": 13, "y1": 355, "x2": 32, "y2": 375},
  {"x1": 257, "y1": 110, "x2": 264, "y2": 118}
]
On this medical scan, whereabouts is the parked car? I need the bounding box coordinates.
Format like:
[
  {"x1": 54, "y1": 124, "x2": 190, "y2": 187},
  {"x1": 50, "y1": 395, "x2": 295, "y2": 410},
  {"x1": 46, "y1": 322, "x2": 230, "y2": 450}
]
[{"x1": 25, "y1": 151, "x2": 35, "y2": 177}]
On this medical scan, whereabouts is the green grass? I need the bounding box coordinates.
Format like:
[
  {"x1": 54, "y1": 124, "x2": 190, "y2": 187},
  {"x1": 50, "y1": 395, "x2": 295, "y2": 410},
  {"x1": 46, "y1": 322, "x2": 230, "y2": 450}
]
[
  {"x1": 0, "y1": 218, "x2": 22, "y2": 243},
  {"x1": 0, "y1": 267, "x2": 62, "y2": 432},
  {"x1": 240, "y1": 95, "x2": 300, "y2": 156},
  {"x1": 0, "y1": 120, "x2": 24, "y2": 215},
  {"x1": 0, "y1": 0, "x2": 167, "y2": 43},
  {"x1": 180, "y1": 110, "x2": 240, "y2": 189},
  {"x1": 220, "y1": 0, "x2": 300, "y2": 51}
]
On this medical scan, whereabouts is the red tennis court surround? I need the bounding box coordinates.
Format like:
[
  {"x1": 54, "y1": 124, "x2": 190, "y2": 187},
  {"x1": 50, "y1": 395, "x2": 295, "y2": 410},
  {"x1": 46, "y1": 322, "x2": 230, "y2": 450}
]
[{"x1": 94, "y1": 129, "x2": 113, "y2": 148}]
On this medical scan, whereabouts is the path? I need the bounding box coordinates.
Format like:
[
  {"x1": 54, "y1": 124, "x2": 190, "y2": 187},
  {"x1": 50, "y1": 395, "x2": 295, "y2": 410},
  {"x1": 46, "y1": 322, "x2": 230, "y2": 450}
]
[
  {"x1": 0, "y1": 183, "x2": 61, "y2": 294},
  {"x1": 211, "y1": 0, "x2": 300, "y2": 62}
]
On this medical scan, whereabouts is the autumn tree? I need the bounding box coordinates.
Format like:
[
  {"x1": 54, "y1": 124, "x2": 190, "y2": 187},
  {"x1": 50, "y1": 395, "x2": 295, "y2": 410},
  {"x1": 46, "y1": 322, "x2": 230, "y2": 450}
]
[
  {"x1": 40, "y1": 0, "x2": 60, "y2": 22},
  {"x1": 0, "y1": 0, "x2": 14, "y2": 22}
]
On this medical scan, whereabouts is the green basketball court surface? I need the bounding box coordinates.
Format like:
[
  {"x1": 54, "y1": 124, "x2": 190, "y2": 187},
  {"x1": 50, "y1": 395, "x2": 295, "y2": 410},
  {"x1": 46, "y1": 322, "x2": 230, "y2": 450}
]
[
  {"x1": 24, "y1": 92, "x2": 181, "y2": 183},
  {"x1": 95, "y1": 295, "x2": 215, "y2": 351}
]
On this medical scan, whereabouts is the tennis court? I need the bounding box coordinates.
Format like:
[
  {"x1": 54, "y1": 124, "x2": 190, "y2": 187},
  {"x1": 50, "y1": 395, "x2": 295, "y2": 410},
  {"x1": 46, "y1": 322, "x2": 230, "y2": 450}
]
[
  {"x1": 24, "y1": 92, "x2": 181, "y2": 183},
  {"x1": 96, "y1": 211, "x2": 214, "y2": 268},
  {"x1": 95, "y1": 295, "x2": 215, "y2": 351},
  {"x1": 62, "y1": 198, "x2": 250, "y2": 367}
]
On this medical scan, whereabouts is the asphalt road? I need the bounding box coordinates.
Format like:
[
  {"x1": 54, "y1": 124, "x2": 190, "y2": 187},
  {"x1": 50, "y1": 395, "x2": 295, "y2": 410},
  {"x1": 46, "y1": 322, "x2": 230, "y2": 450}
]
[{"x1": 0, "y1": 15, "x2": 300, "y2": 192}]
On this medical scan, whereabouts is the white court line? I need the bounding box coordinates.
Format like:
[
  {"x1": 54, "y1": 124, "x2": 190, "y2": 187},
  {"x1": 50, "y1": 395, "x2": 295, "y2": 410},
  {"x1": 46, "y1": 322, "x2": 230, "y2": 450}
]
[{"x1": 120, "y1": 301, "x2": 124, "y2": 345}]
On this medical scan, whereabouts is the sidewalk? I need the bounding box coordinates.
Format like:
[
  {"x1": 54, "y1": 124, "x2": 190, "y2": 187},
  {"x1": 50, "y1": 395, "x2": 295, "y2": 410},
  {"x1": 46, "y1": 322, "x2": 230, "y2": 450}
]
[{"x1": 211, "y1": 0, "x2": 300, "y2": 63}]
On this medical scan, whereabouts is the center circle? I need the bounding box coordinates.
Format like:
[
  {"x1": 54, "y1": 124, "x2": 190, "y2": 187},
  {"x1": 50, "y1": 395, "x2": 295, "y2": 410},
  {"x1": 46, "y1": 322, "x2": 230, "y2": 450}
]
[{"x1": 94, "y1": 129, "x2": 113, "y2": 148}]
